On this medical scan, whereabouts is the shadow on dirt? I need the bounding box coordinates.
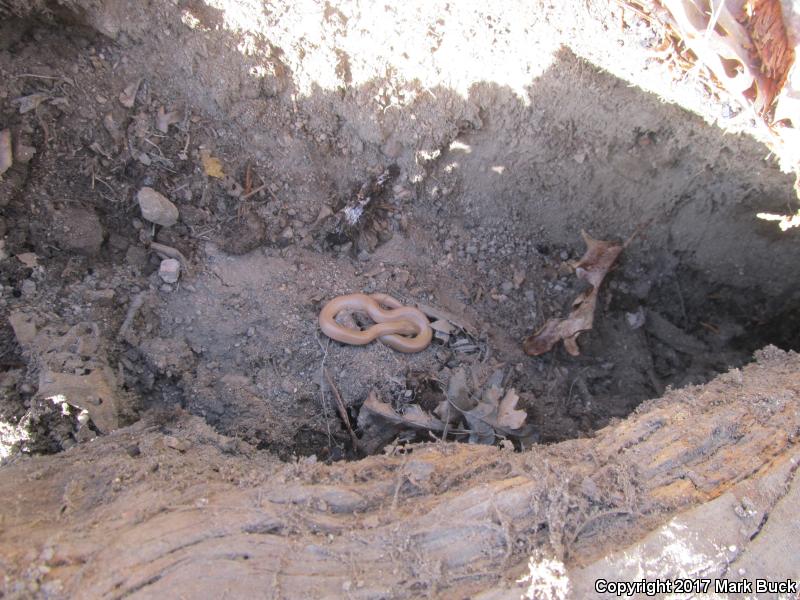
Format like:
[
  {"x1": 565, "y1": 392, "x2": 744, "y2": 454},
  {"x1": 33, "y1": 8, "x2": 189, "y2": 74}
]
[{"x1": 1, "y1": 3, "x2": 799, "y2": 460}]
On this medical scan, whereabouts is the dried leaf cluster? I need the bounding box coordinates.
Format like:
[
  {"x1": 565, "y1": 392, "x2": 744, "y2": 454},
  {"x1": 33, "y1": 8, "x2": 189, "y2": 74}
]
[
  {"x1": 357, "y1": 366, "x2": 537, "y2": 454},
  {"x1": 524, "y1": 230, "x2": 623, "y2": 357}
]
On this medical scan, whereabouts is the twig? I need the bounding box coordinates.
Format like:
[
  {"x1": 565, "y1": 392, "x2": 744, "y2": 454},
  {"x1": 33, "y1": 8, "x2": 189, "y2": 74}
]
[
  {"x1": 610, "y1": 0, "x2": 654, "y2": 24},
  {"x1": 704, "y1": 0, "x2": 723, "y2": 40},
  {"x1": 241, "y1": 183, "x2": 267, "y2": 200},
  {"x1": 117, "y1": 291, "x2": 147, "y2": 341},
  {"x1": 673, "y1": 277, "x2": 688, "y2": 327},
  {"x1": 700, "y1": 321, "x2": 720, "y2": 334},
  {"x1": 316, "y1": 335, "x2": 334, "y2": 449},
  {"x1": 323, "y1": 367, "x2": 359, "y2": 452},
  {"x1": 16, "y1": 73, "x2": 71, "y2": 84},
  {"x1": 94, "y1": 175, "x2": 116, "y2": 196}
]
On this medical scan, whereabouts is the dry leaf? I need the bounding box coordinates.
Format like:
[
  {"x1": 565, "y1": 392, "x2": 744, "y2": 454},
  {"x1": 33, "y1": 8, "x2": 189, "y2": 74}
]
[
  {"x1": 524, "y1": 230, "x2": 623, "y2": 356},
  {"x1": 119, "y1": 79, "x2": 141, "y2": 108},
  {"x1": 359, "y1": 391, "x2": 445, "y2": 431},
  {"x1": 441, "y1": 368, "x2": 530, "y2": 444},
  {"x1": 13, "y1": 93, "x2": 48, "y2": 114},
  {"x1": 200, "y1": 148, "x2": 225, "y2": 178},
  {"x1": 430, "y1": 319, "x2": 453, "y2": 334},
  {"x1": 0, "y1": 129, "x2": 11, "y2": 176},
  {"x1": 156, "y1": 106, "x2": 182, "y2": 133},
  {"x1": 496, "y1": 389, "x2": 526, "y2": 430}
]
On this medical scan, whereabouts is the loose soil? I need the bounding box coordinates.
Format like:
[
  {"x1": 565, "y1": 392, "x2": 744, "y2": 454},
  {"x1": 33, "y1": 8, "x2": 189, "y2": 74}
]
[{"x1": 1, "y1": 1, "x2": 799, "y2": 595}]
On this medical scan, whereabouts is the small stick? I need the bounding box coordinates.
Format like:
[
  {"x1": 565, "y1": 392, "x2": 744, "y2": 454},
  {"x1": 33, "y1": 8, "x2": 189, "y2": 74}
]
[
  {"x1": 117, "y1": 291, "x2": 146, "y2": 341},
  {"x1": 700, "y1": 321, "x2": 720, "y2": 334},
  {"x1": 241, "y1": 183, "x2": 266, "y2": 200},
  {"x1": 323, "y1": 367, "x2": 359, "y2": 452},
  {"x1": 16, "y1": 73, "x2": 69, "y2": 82}
]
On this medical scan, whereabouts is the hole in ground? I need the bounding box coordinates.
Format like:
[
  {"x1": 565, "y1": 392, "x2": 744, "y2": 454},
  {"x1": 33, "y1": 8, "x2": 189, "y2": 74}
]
[{"x1": 175, "y1": 49, "x2": 800, "y2": 459}]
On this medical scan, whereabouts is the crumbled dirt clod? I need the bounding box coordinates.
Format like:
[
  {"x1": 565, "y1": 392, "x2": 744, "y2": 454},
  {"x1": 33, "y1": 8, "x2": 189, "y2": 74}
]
[{"x1": 49, "y1": 207, "x2": 105, "y2": 256}]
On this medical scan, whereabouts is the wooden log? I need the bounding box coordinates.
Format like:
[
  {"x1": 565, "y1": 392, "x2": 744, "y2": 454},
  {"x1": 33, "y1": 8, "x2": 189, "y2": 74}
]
[{"x1": 0, "y1": 347, "x2": 798, "y2": 598}]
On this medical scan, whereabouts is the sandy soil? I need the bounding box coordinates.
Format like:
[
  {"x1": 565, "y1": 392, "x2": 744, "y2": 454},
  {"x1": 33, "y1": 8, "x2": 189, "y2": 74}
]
[
  {"x1": 2, "y1": 0, "x2": 799, "y2": 457},
  {"x1": 1, "y1": 1, "x2": 799, "y2": 596}
]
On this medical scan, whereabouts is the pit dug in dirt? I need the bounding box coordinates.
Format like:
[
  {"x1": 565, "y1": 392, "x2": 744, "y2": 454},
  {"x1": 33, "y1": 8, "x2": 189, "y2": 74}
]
[
  {"x1": 2, "y1": 1, "x2": 800, "y2": 463},
  {"x1": 2, "y1": 1, "x2": 800, "y2": 597}
]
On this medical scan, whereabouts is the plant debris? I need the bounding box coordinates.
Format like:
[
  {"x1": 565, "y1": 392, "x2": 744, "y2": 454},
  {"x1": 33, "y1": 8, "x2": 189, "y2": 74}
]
[
  {"x1": 156, "y1": 106, "x2": 182, "y2": 133},
  {"x1": 321, "y1": 165, "x2": 399, "y2": 253},
  {"x1": 357, "y1": 366, "x2": 536, "y2": 453},
  {"x1": 200, "y1": 148, "x2": 225, "y2": 178},
  {"x1": 437, "y1": 367, "x2": 534, "y2": 444},
  {"x1": 524, "y1": 230, "x2": 623, "y2": 356},
  {"x1": 119, "y1": 79, "x2": 141, "y2": 108},
  {"x1": 12, "y1": 93, "x2": 48, "y2": 114},
  {"x1": 620, "y1": 0, "x2": 800, "y2": 197},
  {"x1": 0, "y1": 129, "x2": 11, "y2": 175}
]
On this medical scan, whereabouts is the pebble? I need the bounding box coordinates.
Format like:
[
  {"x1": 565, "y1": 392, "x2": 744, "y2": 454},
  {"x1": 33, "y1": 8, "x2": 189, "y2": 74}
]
[
  {"x1": 137, "y1": 187, "x2": 179, "y2": 227},
  {"x1": 20, "y1": 279, "x2": 36, "y2": 297},
  {"x1": 158, "y1": 258, "x2": 181, "y2": 283}
]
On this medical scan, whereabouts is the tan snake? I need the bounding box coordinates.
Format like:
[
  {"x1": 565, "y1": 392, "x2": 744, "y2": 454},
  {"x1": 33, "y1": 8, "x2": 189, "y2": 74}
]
[{"x1": 318, "y1": 293, "x2": 432, "y2": 353}]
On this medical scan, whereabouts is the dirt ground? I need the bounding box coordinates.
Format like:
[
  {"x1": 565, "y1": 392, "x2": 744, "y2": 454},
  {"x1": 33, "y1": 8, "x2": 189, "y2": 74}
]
[{"x1": 1, "y1": 0, "x2": 799, "y2": 597}]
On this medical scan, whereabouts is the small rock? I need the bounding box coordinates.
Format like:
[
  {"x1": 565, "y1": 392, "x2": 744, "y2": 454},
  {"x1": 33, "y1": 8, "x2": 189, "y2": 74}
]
[
  {"x1": 501, "y1": 281, "x2": 514, "y2": 294},
  {"x1": 158, "y1": 258, "x2": 181, "y2": 283},
  {"x1": 626, "y1": 308, "x2": 646, "y2": 330},
  {"x1": 16, "y1": 252, "x2": 38, "y2": 268},
  {"x1": 125, "y1": 444, "x2": 141, "y2": 457},
  {"x1": 0, "y1": 129, "x2": 12, "y2": 175},
  {"x1": 20, "y1": 279, "x2": 36, "y2": 297},
  {"x1": 137, "y1": 187, "x2": 178, "y2": 227}
]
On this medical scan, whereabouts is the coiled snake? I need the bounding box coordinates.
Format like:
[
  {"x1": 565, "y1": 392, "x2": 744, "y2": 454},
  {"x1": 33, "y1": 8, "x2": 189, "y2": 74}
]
[{"x1": 318, "y1": 293, "x2": 432, "y2": 353}]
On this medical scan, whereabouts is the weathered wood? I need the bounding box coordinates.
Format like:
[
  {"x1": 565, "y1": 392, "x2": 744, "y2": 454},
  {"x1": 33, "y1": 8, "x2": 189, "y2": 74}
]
[{"x1": 1, "y1": 347, "x2": 798, "y2": 598}]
